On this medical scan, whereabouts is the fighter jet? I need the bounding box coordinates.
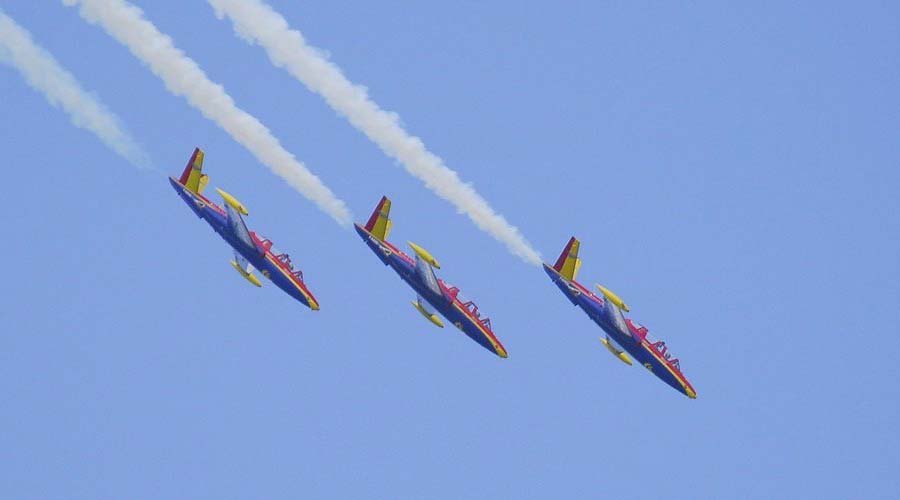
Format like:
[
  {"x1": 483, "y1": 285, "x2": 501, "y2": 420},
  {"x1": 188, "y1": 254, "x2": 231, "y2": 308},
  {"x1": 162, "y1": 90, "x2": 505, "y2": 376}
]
[
  {"x1": 354, "y1": 196, "x2": 508, "y2": 358},
  {"x1": 543, "y1": 237, "x2": 696, "y2": 398},
  {"x1": 169, "y1": 148, "x2": 320, "y2": 310}
]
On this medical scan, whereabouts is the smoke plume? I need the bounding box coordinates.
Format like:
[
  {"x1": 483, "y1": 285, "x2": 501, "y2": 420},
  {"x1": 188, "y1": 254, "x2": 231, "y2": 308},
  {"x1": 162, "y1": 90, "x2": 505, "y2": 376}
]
[
  {"x1": 64, "y1": 0, "x2": 352, "y2": 225},
  {"x1": 209, "y1": 0, "x2": 541, "y2": 264},
  {"x1": 0, "y1": 10, "x2": 150, "y2": 169}
]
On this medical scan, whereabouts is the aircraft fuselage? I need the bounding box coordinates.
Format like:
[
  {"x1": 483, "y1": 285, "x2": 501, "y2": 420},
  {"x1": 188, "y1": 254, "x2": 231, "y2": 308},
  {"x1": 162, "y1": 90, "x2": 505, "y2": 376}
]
[
  {"x1": 169, "y1": 177, "x2": 318, "y2": 309},
  {"x1": 543, "y1": 263, "x2": 695, "y2": 398},
  {"x1": 355, "y1": 223, "x2": 507, "y2": 357}
]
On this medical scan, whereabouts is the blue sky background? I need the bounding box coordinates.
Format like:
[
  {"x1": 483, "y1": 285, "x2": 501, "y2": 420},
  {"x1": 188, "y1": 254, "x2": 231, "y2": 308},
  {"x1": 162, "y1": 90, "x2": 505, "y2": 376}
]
[{"x1": 2, "y1": 1, "x2": 898, "y2": 498}]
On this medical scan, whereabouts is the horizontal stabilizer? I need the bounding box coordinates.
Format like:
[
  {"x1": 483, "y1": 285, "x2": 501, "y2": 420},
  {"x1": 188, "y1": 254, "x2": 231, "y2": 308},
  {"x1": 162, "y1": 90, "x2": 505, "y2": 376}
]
[
  {"x1": 553, "y1": 237, "x2": 581, "y2": 281},
  {"x1": 364, "y1": 196, "x2": 392, "y2": 241},
  {"x1": 197, "y1": 173, "x2": 209, "y2": 195}
]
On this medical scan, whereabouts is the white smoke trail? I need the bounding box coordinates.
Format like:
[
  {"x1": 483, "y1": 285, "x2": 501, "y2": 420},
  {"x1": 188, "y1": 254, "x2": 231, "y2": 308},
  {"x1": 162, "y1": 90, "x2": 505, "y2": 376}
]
[
  {"x1": 63, "y1": 0, "x2": 351, "y2": 226},
  {"x1": 0, "y1": 10, "x2": 150, "y2": 169},
  {"x1": 208, "y1": 0, "x2": 542, "y2": 265}
]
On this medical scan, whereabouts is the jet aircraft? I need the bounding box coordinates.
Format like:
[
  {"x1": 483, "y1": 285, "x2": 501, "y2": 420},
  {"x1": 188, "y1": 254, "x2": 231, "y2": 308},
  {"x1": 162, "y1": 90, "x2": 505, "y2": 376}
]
[
  {"x1": 543, "y1": 238, "x2": 696, "y2": 398},
  {"x1": 169, "y1": 148, "x2": 320, "y2": 310},
  {"x1": 354, "y1": 196, "x2": 508, "y2": 358}
]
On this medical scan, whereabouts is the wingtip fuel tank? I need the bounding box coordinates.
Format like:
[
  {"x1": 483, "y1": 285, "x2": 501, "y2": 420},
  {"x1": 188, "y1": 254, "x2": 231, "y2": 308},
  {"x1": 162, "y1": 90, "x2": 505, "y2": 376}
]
[
  {"x1": 407, "y1": 242, "x2": 441, "y2": 269},
  {"x1": 601, "y1": 337, "x2": 634, "y2": 365},
  {"x1": 596, "y1": 284, "x2": 630, "y2": 312},
  {"x1": 230, "y1": 260, "x2": 262, "y2": 287},
  {"x1": 216, "y1": 188, "x2": 249, "y2": 216},
  {"x1": 412, "y1": 301, "x2": 445, "y2": 328}
]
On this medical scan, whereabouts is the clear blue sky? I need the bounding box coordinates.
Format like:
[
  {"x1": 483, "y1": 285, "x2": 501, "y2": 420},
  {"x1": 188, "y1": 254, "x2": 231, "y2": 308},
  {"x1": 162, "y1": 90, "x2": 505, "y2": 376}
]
[{"x1": 2, "y1": 1, "x2": 898, "y2": 498}]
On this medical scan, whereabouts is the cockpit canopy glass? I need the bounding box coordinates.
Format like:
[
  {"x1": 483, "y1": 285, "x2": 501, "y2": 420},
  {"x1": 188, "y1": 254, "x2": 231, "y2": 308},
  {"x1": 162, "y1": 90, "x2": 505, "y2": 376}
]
[
  {"x1": 268, "y1": 246, "x2": 293, "y2": 268},
  {"x1": 443, "y1": 283, "x2": 494, "y2": 331},
  {"x1": 630, "y1": 320, "x2": 649, "y2": 335},
  {"x1": 461, "y1": 300, "x2": 492, "y2": 331},
  {"x1": 651, "y1": 340, "x2": 682, "y2": 370},
  {"x1": 262, "y1": 242, "x2": 302, "y2": 280}
]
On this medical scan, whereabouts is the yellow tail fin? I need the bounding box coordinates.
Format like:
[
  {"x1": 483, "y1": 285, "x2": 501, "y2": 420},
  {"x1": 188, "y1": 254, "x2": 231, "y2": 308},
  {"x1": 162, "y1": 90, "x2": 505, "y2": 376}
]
[
  {"x1": 178, "y1": 147, "x2": 208, "y2": 195},
  {"x1": 364, "y1": 196, "x2": 393, "y2": 241},
  {"x1": 553, "y1": 237, "x2": 582, "y2": 281}
]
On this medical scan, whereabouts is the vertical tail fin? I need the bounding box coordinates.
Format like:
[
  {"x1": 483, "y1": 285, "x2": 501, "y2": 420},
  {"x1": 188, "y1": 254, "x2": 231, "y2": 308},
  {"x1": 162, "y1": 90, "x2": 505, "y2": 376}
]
[
  {"x1": 553, "y1": 237, "x2": 582, "y2": 281},
  {"x1": 177, "y1": 147, "x2": 208, "y2": 195},
  {"x1": 364, "y1": 196, "x2": 393, "y2": 241}
]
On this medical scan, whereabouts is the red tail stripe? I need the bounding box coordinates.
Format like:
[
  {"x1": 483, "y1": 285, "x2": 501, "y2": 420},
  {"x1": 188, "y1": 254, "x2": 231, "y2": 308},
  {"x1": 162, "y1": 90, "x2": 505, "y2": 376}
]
[
  {"x1": 553, "y1": 237, "x2": 576, "y2": 271},
  {"x1": 365, "y1": 196, "x2": 388, "y2": 232},
  {"x1": 178, "y1": 147, "x2": 201, "y2": 185}
]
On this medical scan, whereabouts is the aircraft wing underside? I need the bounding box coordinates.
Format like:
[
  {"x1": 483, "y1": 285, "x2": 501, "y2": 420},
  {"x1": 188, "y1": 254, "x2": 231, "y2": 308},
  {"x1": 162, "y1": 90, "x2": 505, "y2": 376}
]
[
  {"x1": 233, "y1": 251, "x2": 254, "y2": 275},
  {"x1": 223, "y1": 203, "x2": 257, "y2": 254},
  {"x1": 414, "y1": 254, "x2": 443, "y2": 297},
  {"x1": 604, "y1": 298, "x2": 630, "y2": 337},
  {"x1": 230, "y1": 249, "x2": 263, "y2": 287},
  {"x1": 417, "y1": 295, "x2": 438, "y2": 316}
]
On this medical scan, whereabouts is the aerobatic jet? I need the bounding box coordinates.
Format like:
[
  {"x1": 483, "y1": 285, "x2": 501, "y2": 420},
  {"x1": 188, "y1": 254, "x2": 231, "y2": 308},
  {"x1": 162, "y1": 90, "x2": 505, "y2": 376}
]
[
  {"x1": 354, "y1": 196, "x2": 508, "y2": 358},
  {"x1": 543, "y1": 238, "x2": 696, "y2": 398},
  {"x1": 169, "y1": 148, "x2": 320, "y2": 310}
]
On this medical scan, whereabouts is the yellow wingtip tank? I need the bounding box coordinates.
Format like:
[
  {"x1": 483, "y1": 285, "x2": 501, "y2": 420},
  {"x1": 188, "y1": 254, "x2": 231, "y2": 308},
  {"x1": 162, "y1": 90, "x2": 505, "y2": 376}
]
[
  {"x1": 407, "y1": 242, "x2": 441, "y2": 269},
  {"x1": 601, "y1": 338, "x2": 633, "y2": 365},
  {"x1": 216, "y1": 188, "x2": 249, "y2": 216},
  {"x1": 596, "y1": 284, "x2": 630, "y2": 312},
  {"x1": 230, "y1": 260, "x2": 262, "y2": 287},
  {"x1": 412, "y1": 301, "x2": 445, "y2": 328}
]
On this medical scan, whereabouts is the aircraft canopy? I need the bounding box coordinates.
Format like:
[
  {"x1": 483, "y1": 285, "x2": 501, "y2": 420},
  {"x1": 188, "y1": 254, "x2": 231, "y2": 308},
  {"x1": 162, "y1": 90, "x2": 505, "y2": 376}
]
[
  {"x1": 443, "y1": 282, "x2": 493, "y2": 331},
  {"x1": 260, "y1": 239, "x2": 304, "y2": 281},
  {"x1": 651, "y1": 340, "x2": 683, "y2": 372}
]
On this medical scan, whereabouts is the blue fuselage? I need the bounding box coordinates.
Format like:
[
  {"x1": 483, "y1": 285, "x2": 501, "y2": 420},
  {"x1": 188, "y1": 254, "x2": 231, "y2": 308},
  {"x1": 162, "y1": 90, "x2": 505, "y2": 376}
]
[
  {"x1": 543, "y1": 264, "x2": 693, "y2": 397},
  {"x1": 354, "y1": 224, "x2": 505, "y2": 357},
  {"x1": 169, "y1": 177, "x2": 314, "y2": 308}
]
